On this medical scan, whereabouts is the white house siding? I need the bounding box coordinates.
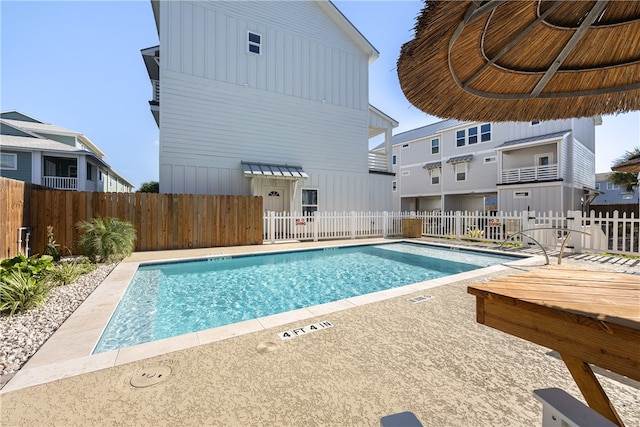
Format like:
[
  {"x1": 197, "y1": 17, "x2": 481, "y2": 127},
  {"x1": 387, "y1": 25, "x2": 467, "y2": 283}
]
[
  {"x1": 571, "y1": 117, "x2": 596, "y2": 152},
  {"x1": 366, "y1": 173, "x2": 393, "y2": 212},
  {"x1": 158, "y1": 1, "x2": 377, "y2": 211},
  {"x1": 161, "y1": 1, "x2": 368, "y2": 109},
  {"x1": 571, "y1": 139, "x2": 596, "y2": 189},
  {"x1": 495, "y1": 119, "x2": 573, "y2": 142},
  {"x1": 498, "y1": 184, "x2": 563, "y2": 213}
]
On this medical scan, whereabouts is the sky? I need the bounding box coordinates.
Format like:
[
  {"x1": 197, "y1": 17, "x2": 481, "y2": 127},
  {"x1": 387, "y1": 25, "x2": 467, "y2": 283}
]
[{"x1": 1, "y1": 1, "x2": 638, "y2": 189}]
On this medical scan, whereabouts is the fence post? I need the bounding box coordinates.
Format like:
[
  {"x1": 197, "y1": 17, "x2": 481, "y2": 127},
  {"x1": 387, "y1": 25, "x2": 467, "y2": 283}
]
[
  {"x1": 314, "y1": 212, "x2": 319, "y2": 242},
  {"x1": 567, "y1": 210, "x2": 583, "y2": 252},
  {"x1": 383, "y1": 212, "x2": 388, "y2": 238},
  {"x1": 269, "y1": 211, "x2": 275, "y2": 244},
  {"x1": 350, "y1": 211, "x2": 356, "y2": 239},
  {"x1": 455, "y1": 211, "x2": 462, "y2": 240}
]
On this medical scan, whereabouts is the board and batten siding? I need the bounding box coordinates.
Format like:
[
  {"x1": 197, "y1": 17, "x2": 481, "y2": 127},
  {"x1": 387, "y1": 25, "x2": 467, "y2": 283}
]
[
  {"x1": 161, "y1": 1, "x2": 368, "y2": 110},
  {"x1": 159, "y1": 0, "x2": 373, "y2": 211}
]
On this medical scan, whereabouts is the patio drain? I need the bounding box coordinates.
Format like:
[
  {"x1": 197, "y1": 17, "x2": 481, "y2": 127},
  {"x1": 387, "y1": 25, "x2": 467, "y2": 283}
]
[
  {"x1": 408, "y1": 295, "x2": 433, "y2": 303},
  {"x1": 129, "y1": 365, "x2": 172, "y2": 388},
  {"x1": 256, "y1": 341, "x2": 278, "y2": 354}
]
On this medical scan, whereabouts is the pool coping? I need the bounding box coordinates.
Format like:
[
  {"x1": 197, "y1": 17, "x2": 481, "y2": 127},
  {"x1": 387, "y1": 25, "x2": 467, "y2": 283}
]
[{"x1": 1, "y1": 238, "x2": 541, "y2": 393}]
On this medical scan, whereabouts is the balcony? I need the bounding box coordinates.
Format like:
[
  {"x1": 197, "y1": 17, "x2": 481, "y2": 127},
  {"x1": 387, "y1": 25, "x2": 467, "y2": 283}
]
[
  {"x1": 42, "y1": 176, "x2": 78, "y2": 190},
  {"x1": 368, "y1": 152, "x2": 389, "y2": 172},
  {"x1": 501, "y1": 164, "x2": 558, "y2": 184}
]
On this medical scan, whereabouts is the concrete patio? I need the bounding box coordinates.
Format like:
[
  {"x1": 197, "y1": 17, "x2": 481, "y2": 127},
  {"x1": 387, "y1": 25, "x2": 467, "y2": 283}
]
[{"x1": 1, "y1": 239, "x2": 638, "y2": 426}]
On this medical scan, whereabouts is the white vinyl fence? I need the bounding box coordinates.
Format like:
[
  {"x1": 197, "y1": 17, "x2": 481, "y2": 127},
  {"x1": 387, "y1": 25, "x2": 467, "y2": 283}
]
[{"x1": 263, "y1": 210, "x2": 639, "y2": 256}]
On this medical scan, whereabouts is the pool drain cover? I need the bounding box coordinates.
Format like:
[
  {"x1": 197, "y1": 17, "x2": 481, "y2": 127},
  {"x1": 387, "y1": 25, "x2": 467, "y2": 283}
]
[{"x1": 130, "y1": 365, "x2": 172, "y2": 388}]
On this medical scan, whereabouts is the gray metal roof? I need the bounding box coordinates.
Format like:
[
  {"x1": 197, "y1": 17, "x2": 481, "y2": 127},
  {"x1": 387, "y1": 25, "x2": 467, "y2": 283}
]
[
  {"x1": 496, "y1": 130, "x2": 570, "y2": 148},
  {"x1": 393, "y1": 119, "x2": 468, "y2": 146},
  {"x1": 447, "y1": 155, "x2": 473, "y2": 164},
  {"x1": 0, "y1": 134, "x2": 86, "y2": 153},
  {"x1": 241, "y1": 161, "x2": 308, "y2": 179},
  {"x1": 423, "y1": 161, "x2": 442, "y2": 169},
  {"x1": 1, "y1": 118, "x2": 80, "y2": 137}
]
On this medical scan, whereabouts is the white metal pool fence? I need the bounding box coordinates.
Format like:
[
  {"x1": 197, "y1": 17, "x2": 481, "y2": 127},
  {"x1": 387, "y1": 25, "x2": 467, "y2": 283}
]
[{"x1": 263, "y1": 210, "x2": 640, "y2": 256}]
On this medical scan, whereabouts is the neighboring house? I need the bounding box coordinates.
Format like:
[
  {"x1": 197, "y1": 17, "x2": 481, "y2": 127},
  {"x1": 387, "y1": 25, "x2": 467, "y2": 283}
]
[
  {"x1": 142, "y1": 0, "x2": 397, "y2": 213},
  {"x1": 593, "y1": 172, "x2": 639, "y2": 205},
  {"x1": 0, "y1": 111, "x2": 133, "y2": 192},
  {"x1": 389, "y1": 118, "x2": 600, "y2": 213}
]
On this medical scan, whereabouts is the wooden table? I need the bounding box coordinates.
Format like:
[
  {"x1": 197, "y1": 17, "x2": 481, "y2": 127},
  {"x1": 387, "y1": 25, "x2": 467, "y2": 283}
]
[{"x1": 467, "y1": 265, "x2": 640, "y2": 426}]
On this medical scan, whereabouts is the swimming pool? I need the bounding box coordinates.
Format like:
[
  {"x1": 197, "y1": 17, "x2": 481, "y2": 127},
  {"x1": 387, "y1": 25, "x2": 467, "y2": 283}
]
[{"x1": 94, "y1": 242, "x2": 518, "y2": 353}]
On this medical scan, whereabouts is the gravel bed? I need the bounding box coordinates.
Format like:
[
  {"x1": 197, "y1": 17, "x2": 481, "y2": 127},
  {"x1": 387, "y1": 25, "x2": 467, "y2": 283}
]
[{"x1": 0, "y1": 263, "x2": 116, "y2": 378}]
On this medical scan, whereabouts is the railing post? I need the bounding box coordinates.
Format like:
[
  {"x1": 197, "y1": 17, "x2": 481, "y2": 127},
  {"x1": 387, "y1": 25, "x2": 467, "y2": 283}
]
[{"x1": 455, "y1": 211, "x2": 462, "y2": 240}]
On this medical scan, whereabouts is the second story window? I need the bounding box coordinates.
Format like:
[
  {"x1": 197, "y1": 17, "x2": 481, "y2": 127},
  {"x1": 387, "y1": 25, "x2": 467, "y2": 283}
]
[
  {"x1": 468, "y1": 127, "x2": 478, "y2": 144},
  {"x1": 248, "y1": 32, "x2": 261, "y2": 54},
  {"x1": 392, "y1": 181, "x2": 397, "y2": 192},
  {"x1": 595, "y1": 183, "x2": 601, "y2": 190},
  {"x1": 431, "y1": 138, "x2": 439, "y2": 154},
  {"x1": 87, "y1": 163, "x2": 94, "y2": 181},
  {"x1": 456, "y1": 130, "x2": 465, "y2": 147},
  {"x1": 480, "y1": 123, "x2": 491, "y2": 142},
  {"x1": 392, "y1": 154, "x2": 396, "y2": 165}
]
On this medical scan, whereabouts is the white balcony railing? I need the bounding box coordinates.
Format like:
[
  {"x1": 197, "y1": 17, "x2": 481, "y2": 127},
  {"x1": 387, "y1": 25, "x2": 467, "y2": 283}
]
[
  {"x1": 501, "y1": 164, "x2": 557, "y2": 184},
  {"x1": 152, "y1": 79, "x2": 160, "y2": 103},
  {"x1": 368, "y1": 152, "x2": 389, "y2": 171},
  {"x1": 42, "y1": 176, "x2": 77, "y2": 190}
]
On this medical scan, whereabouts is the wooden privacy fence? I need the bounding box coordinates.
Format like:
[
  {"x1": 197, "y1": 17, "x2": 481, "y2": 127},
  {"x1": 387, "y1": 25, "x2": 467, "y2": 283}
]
[{"x1": 1, "y1": 177, "x2": 263, "y2": 259}]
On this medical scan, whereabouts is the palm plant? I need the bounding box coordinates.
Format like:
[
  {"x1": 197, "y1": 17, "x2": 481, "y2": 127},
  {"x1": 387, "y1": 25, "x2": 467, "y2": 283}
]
[
  {"x1": 610, "y1": 147, "x2": 640, "y2": 192},
  {"x1": 76, "y1": 217, "x2": 137, "y2": 263}
]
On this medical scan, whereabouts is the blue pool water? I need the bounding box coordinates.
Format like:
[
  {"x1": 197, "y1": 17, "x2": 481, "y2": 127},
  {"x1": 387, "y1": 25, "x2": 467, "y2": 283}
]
[{"x1": 94, "y1": 242, "x2": 517, "y2": 353}]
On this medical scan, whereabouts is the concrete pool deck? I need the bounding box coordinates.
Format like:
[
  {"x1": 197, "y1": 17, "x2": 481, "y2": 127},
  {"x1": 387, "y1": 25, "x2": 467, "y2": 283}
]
[{"x1": 1, "y1": 238, "x2": 639, "y2": 426}]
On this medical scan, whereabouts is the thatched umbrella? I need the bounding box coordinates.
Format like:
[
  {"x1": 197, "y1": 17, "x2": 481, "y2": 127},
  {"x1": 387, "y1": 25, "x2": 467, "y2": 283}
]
[
  {"x1": 397, "y1": 1, "x2": 640, "y2": 121},
  {"x1": 611, "y1": 153, "x2": 640, "y2": 173}
]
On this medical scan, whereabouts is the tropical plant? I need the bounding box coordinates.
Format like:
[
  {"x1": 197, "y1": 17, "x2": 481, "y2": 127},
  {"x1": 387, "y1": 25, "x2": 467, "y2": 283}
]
[
  {"x1": 137, "y1": 181, "x2": 159, "y2": 193},
  {"x1": 0, "y1": 270, "x2": 52, "y2": 316},
  {"x1": 43, "y1": 225, "x2": 61, "y2": 261},
  {"x1": 47, "y1": 257, "x2": 96, "y2": 287},
  {"x1": 76, "y1": 217, "x2": 137, "y2": 262},
  {"x1": 610, "y1": 147, "x2": 640, "y2": 192},
  {"x1": 0, "y1": 254, "x2": 55, "y2": 280}
]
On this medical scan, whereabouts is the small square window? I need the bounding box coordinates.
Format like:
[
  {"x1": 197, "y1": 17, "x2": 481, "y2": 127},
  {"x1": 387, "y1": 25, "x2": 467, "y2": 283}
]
[
  {"x1": 0, "y1": 153, "x2": 17, "y2": 170},
  {"x1": 402, "y1": 144, "x2": 409, "y2": 149},
  {"x1": 248, "y1": 31, "x2": 262, "y2": 55},
  {"x1": 401, "y1": 170, "x2": 410, "y2": 176},
  {"x1": 531, "y1": 120, "x2": 540, "y2": 126},
  {"x1": 484, "y1": 156, "x2": 496, "y2": 163},
  {"x1": 431, "y1": 138, "x2": 439, "y2": 154}
]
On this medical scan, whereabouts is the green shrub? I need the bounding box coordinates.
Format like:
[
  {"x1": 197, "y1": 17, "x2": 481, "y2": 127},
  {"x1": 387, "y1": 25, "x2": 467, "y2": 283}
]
[
  {"x1": 47, "y1": 257, "x2": 96, "y2": 287},
  {"x1": 0, "y1": 254, "x2": 54, "y2": 280},
  {"x1": 76, "y1": 217, "x2": 137, "y2": 263},
  {"x1": 0, "y1": 270, "x2": 52, "y2": 316}
]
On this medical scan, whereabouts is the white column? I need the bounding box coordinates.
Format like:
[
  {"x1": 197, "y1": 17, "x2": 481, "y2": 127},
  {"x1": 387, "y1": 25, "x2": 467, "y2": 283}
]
[
  {"x1": 385, "y1": 128, "x2": 393, "y2": 172},
  {"x1": 31, "y1": 151, "x2": 42, "y2": 185},
  {"x1": 77, "y1": 155, "x2": 86, "y2": 191}
]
